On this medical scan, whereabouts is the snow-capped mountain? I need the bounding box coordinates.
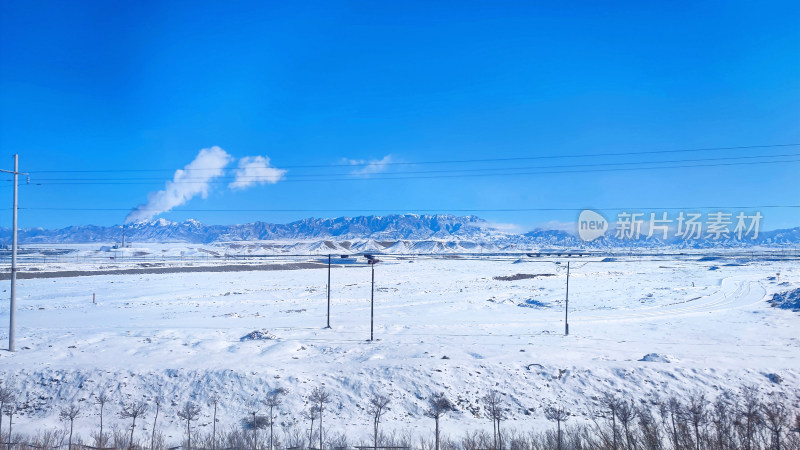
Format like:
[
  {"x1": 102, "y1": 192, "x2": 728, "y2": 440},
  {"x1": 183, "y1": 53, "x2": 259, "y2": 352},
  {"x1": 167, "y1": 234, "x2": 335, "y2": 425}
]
[
  {"x1": 0, "y1": 214, "x2": 798, "y2": 247},
  {"x1": 0, "y1": 214, "x2": 506, "y2": 244}
]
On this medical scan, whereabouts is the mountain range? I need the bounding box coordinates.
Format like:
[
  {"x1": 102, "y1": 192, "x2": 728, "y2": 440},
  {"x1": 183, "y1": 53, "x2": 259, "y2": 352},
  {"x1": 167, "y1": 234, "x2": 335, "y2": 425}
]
[{"x1": 0, "y1": 214, "x2": 798, "y2": 248}]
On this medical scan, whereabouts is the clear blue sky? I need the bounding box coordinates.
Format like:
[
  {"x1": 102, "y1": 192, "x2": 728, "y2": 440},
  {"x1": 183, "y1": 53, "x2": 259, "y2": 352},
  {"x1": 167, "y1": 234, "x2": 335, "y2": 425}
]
[{"x1": 1, "y1": 1, "x2": 798, "y2": 231}]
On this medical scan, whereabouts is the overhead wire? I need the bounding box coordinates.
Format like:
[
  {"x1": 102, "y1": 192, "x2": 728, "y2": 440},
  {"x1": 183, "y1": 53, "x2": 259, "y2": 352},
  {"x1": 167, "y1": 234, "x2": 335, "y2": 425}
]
[
  {"x1": 26, "y1": 151, "x2": 800, "y2": 182},
  {"x1": 24, "y1": 142, "x2": 800, "y2": 173},
  {"x1": 13, "y1": 204, "x2": 800, "y2": 212},
  {"x1": 19, "y1": 156, "x2": 800, "y2": 185}
]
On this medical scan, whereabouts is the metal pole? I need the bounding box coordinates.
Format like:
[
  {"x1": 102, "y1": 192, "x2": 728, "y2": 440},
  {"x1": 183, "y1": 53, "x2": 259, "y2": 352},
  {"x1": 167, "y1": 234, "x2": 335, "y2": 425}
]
[
  {"x1": 326, "y1": 254, "x2": 331, "y2": 328},
  {"x1": 564, "y1": 260, "x2": 570, "y2": 336},
  {"x1": 370, "y1": 262, "x2": 374, "y2": 342},
  {"x1": 9, "y1": 154, "x2": 18, "y2": 352}
]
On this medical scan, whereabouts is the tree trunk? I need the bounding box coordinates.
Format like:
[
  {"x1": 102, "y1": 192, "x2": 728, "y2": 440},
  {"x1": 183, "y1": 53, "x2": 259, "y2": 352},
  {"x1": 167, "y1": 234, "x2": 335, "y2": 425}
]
[
  {"x1": 187, "y1": 419, "x2": 192, "y2": 450},
  {"x1": 69, "y1": 420, "x2": 74, "y2": 450},
  {"x1": 612, "y1": 414, "x2": 618, "y2": 450},
  {"x1": 373, "y1": 416, "x2": 378, "y2": 450},
  {"x1": 694, "y1": 423, "x2": 700, "y2": 450},
  {"x1": 319, "y1": 409, "x2": 323, "y2": 450},
  {"x1": 252, "y1": 413, "x2": 257, "y2": 450},
  {"x1": 434, "y1": 416, "x2": 440, "y2": 450},
  {"x1": 268, "y1": 406, "x2": 272, "y2": 450},
  {"x1": 129, "y1": 417, "x2": 136, "y2": 450},
  {"x1": 492, "y1": 418, "x2": 497, "y2": 450},
  {"x1": 624, "y1": 423, "x2": 632, "y2": 450},
  {"x1": 496, "y1": 419, "x2": 501, "y2": 450},
  {"x1": 213, "y1": 404, "x2": 217, "y2": 450},
  {"x1": 556, "y1": 420, "x2": 561, "y2": 450},
  {"x1": 671, "y1": 415, "x2": 679, "y2": 450},
  {"x1": 152, "y1": 405, "x2": 159, "y2": 450},
  {"x1": 99, "y1": 404, "x2": 104, "y2": 443},
  {"x1": 309, "y1": 418, "x2": 315, "y2": 449}
]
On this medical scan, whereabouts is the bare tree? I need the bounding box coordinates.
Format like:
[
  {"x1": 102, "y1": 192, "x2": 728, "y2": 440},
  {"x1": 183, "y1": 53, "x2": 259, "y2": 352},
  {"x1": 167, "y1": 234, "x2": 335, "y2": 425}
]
[
  {"x1": 368, "y1": 393, "x2": 391, "y2": 450},
  {"x1": 423, "y1": 392, "x2": 453, "y2": 450},
  {"x1": 177, "y1": 401, "x2": 201, "y2": 450},
  {"x1": 151, "y1": 396, "x2": 163, "y2": 450},
  {"x1": 635, "y1": 401, "x2": 662, "y2": 450},
  {"x1": 244, "y1": 402, "x2": 269, "y2": 450},
  {"x1": 0, "y1": 383, "x2": 14, "y2": 445},
  {"x1": 264, "y1": 388, "x2": 286, "y2": 450},
  {"x1": 301, "y1": 405, "x2": 320, "y2": 449},
  {"x1": 309, "y1": 386, "x2": 332, "y2": 450},
  {"x1": 119, "y1": 400, "x2": 148, "y2": 450},
  {"x1": 710, "y1": 391, "x2": 736, "y2": 450},
  {"x1": 762, "y1": 396, "x2": 789, "y2": 450},
  {"x1": 210, "y1": 394, "x2": 220, "y2": 450},
  {"x1": 666, "y1": 396, "x2": 682, "y2": 450},
  {"x1": 601, "y1": 393, "x2": 620, "y2": 450},
  {"x1": 59, "y1": 404, "x2": 81, "y2": 450},
  {"x1": 481, "y1": 390, "x2": 505, "y2": 450},
  {"x1": 794, "y1": 412, "x2": 800, "y2": 437},
  {"x1": 94, "y1": 391, "x2": 110, "y2": 444},
  {"x1": 684, "y1": 393, "x2": 706, "y2": 450},
  {"x1": 616, "y1": 399, "x2": 637, "y2": 450},
  {"x1": 544, "y1": 405, "x2": 570, "y2": 450},
  {"x1": 738, "y1": 385, "x2": 762, "y2": 450},
  {"x1": 4, "y1": 403, "x2": 15, "y2": 450}
]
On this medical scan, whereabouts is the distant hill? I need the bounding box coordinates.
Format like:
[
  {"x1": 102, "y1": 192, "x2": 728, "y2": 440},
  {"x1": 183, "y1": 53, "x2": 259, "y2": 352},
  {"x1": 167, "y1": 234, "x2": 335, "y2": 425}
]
[
  {"x1": 0, "y1": 214, "x2": 798, "y2": 248},
  {"x1": 0, "y1": 215, "x2": 504, "y2": 244}
]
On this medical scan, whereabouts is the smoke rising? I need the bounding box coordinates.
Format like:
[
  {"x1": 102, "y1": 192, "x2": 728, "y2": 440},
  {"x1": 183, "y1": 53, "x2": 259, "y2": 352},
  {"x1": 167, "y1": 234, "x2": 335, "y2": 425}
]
[
  {"x1": 229, "y1": 155, "x2": 287, "y2": 190},
  {"x1": 347, "y1": 154, "x2": 394, "y2": 176},
  {"x1": 125, "y1": 146, "x2": 232, "y2": 223}
]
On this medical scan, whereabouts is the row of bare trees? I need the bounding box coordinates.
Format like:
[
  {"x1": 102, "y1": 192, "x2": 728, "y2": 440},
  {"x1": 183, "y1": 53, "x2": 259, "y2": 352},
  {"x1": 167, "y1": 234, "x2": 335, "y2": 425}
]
[
  {"x1": 586, "y1": 388, "x2": 800, "y2": 450},
  {"x1": 0, "y1": 380, "x2": 214, "y2": 450},
  {"x1": 1, "y1": 379, "x2": 798, "y2": 450}
]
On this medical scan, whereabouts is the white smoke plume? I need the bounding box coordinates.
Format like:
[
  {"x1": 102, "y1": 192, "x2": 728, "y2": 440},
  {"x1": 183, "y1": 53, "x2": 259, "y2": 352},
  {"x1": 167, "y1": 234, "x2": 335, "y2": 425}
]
[
  {"x1": 347, "y1": 154, "x2": 394, "y2": 176},
  {"x1": 229, "y1": 155, "x2": 287, "y2": 190},
  {"x1": 125, "y1": 146, "x2": 233, "y2": 223}
]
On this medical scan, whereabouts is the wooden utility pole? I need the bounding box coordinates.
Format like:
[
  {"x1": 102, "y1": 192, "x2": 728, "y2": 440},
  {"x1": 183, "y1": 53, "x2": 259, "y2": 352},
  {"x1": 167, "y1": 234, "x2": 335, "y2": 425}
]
[
  {"x1": 1, "y1": 155, "x2": 25, "y2": 352},
  {"x1": 326, "y1": 254, "x2": 331, "y2": 328},
  {"x1": 564, "y1": 261, "x2": 570, "y2": 336},
  {"x1": 370, "y1": 260, "x2": 375, "y2": 342}
]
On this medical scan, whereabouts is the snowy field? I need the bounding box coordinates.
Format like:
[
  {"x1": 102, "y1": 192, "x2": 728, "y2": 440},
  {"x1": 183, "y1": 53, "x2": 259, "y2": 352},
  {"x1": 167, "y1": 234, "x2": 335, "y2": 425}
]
[{"x1": 0, "y1": 250, "x2": 798, "y2": 440}]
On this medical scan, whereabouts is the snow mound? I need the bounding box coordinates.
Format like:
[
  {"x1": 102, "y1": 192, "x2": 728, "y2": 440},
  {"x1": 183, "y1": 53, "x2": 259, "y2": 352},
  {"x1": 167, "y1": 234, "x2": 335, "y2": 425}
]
[
  {"x1": 240, "y1": 329, "x2": 277, "y2": 341},
  {"x1": 494, "y1": 273, "x2": 555, "y2": 281},
  {"x1": 765, "y1": 372, "x2": 783, "y2": 384},
  {"x1": 518, "y1": 299, "x2": 550, "y2": 308},
  {"x1": 768, "y1": 288, "x2": 800, "y2": 311},
  {"x1": 639, "y1": 353, "x2": 675, "y2": 363}
]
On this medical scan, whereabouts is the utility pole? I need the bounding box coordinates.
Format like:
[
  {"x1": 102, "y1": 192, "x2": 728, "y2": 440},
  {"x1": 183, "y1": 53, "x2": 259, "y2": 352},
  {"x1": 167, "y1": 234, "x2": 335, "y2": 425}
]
[
  {"x1": 564, "y1": 261, "x2": 570, "y2": 336},
  {"x1": 370, "y1": 260, "x2": 375, "y2": 342},
  {"x1": 1, "y1": 155, "x2": 26, "y2": 352},
  {"x1": 326, "y1": 254, "x2": 331, "y2": 328}
]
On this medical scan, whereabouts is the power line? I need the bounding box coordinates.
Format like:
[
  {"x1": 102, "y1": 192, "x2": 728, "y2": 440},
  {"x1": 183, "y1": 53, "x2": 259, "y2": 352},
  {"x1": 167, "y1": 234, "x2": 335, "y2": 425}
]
[
  {"x1": 21, "y1": 157, "x2": 800, "y2": 185},
  {"x1": 24, "y1": 143, "x2": 800, "y2": 173},
  {"x1": 16, "y1": 204, "x2": 800, "y2": 212},
  {"x1": 27, "y1": 151, "x2": 800, "y2": 181}
]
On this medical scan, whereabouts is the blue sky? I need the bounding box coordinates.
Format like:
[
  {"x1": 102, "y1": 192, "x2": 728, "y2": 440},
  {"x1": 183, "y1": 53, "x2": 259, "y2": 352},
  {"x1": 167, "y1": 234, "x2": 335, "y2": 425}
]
[{"x1": 1, "y1": 1, "x2": 798, "y2": 231}]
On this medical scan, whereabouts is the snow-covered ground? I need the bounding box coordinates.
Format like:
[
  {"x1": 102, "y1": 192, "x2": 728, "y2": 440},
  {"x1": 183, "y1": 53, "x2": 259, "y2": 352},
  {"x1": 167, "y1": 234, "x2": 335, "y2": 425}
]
[{"x1": 0, "y1": 251, "x2": 798, "y2": 442}]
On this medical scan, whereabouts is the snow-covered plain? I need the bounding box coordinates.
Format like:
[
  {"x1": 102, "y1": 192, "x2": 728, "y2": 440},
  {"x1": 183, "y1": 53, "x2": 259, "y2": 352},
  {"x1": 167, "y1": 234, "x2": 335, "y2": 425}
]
[{"x1": 0, "y1": 247, "x2": 798, "y2": 442}]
